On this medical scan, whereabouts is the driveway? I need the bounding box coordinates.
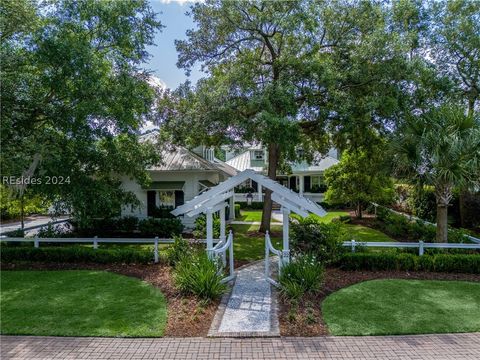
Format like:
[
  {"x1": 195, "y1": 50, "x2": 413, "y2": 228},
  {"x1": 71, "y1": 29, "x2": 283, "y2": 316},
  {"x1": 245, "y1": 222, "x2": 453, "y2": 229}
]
[
  {"x1": 2, "y1": 333, "x2": 479, "y2": 359},
  {"x1": 0, "y1": 215, "x2": 69, "y2": 235}
]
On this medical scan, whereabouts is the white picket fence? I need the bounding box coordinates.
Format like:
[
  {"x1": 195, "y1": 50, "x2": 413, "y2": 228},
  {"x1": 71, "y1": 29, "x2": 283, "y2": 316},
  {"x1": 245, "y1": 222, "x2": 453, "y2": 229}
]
[
  {"x1": 371, "y1": 203, "x2": 480, "y2": 244},
  {"x1": 0, "y1": 236, "x2": 219, "y2": 263},
  {"x1": 343, "y1": 239, "x2": 480, "y2": 256}
]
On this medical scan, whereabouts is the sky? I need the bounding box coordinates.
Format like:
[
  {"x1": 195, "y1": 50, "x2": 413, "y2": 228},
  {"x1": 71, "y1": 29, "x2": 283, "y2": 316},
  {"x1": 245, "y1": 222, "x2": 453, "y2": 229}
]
[{"x1": 143, "y1": 0, "x2": 204, "y2": 90}]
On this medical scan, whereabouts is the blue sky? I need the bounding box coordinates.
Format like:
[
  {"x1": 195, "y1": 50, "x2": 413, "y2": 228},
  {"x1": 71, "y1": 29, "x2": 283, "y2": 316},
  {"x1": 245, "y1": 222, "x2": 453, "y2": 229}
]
[{"x1": 143, "y1": 1, "x2": 204, "y2": 89}]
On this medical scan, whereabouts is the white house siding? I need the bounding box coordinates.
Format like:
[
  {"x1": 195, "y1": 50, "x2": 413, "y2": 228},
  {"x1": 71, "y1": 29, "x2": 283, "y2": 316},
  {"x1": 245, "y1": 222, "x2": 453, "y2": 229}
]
[{"x1": 120, "y1": 170, "x2": 221, "y2": 229}]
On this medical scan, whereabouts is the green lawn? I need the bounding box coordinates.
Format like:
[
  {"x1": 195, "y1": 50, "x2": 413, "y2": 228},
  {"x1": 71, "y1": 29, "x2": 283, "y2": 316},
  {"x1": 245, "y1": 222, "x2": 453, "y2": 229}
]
[
  {"x1": 0, "y1": 270, "x2": 167, "y2": 337},
  {"x1": 311, "y1": 211, "x2": 349, "y2": 223},
  {"x1": 231, "y1": 224, "x2": 283, "y2": 261},
  {"x1": 322, "y1": 279, "x2": 480, "y2": 335},
  {"x1": 237, "y1": 210, "x2": 281, "y2": 223},
  {"x1": 344, "y1": 224, "x2": 394, "y2": 242}
]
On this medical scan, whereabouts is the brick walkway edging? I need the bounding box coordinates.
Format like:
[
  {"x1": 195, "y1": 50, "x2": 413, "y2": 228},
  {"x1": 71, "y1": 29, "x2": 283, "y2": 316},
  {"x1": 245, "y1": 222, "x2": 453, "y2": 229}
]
[{"x1": 2, "y1": 333, "x2": 480, "y2": 360}]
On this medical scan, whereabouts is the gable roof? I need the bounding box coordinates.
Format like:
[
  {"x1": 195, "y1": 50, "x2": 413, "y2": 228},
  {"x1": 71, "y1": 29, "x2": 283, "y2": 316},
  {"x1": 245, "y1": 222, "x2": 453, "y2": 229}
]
[
  {"x1": 172, "y1": 169, "x2": 326, "y2": 218},
  {"x1": 226, "y1": 151, "x2": 265, "y2": 172}
]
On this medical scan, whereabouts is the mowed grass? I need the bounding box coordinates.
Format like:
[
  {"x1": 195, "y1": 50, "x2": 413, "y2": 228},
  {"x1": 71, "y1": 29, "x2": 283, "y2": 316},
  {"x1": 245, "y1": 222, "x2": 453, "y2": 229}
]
[
  {"x1": 0, "y1": 271, "x2": 167, "y2": 337},
  {"x1": 344, "y1": 224, "x2": 394, "y2": 242},
  {"x1": 230, "y1": 224, "x2": 283, "y2": 261},
  {"x1": 322, "y1": 279, "x2": 480, "y2": 335},
  {"x1": 237, "y1": 210, "x2": 281, "y2": 223}
]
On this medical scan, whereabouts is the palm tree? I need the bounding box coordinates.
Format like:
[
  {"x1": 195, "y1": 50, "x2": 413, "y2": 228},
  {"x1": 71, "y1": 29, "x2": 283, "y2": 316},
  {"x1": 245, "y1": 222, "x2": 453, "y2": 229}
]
[{"x1": 393, "y1": 104, "x2": 480, "y2": 242}]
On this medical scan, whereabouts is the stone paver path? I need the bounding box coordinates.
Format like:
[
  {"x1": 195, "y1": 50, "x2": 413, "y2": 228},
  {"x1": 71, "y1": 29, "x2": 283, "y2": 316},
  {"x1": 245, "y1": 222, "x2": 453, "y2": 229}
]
[
  {"x1": 2, "y1": 333, "x2": 480, "y2": 359},
  {"x1": 209, "y1": 261, "x2": 279, "y2": 337}
]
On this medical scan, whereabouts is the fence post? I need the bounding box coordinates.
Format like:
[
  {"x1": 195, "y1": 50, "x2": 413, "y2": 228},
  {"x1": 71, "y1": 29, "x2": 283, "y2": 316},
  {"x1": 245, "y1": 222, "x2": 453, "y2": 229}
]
[
  {"x1": 93, "y1": 236, "x2": 98, "y2": 250},
  {"x1": 34, "y1": 235, "x2": 39, "y2": 248},
  {"x1": 228, "y1": 232, "x2": 234, "y2": 278},
  {"x1": 154, "y1": 237, "x2": 159, "y2": 263},
  {"x1": 265, "y1": 231, "x2": 270, "y2": 278},
  {"x1": 419, "y1": 240, "x2": 424, "y2": 256},
  {"x1": 351, "y1": 239, "x2": 356, "y2": 253}
]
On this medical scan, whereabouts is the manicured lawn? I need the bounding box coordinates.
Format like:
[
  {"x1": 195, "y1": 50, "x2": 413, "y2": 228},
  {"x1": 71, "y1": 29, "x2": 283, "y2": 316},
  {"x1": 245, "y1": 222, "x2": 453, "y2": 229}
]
[
  {"x1": 231, "y1": 224, "x2": 283, "y2": 261},
  {"x1": 311, "y1": 211, "x2": 349, "y2": 223},
  {"x1": 0, "y1": 271, "x2": 167, "y2": 337},
  {"x1": 322, "y1": 279, "x2": 480, "y2": 335},
  {"x1": 344, "y1": 224, "x2": 394, "y2": 242},
  {"x1": 237, "y1": 210, "x2": 281, "y2": 223}
]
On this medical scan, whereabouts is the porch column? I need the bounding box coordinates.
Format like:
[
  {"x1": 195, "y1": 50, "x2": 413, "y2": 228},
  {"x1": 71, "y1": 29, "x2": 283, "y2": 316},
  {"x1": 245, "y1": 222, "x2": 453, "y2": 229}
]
[
  {"x1": 258, "y1": 184, "x2": 263, "y2": 202},
  {"x1": 282, "y1": 207, "x2": 291, "y2": 264},
  {"x1": 299, "y1": 175, "x2": 304, "y2": 196},
  {"x1": 206, "y1": 209, "x2": 214, "y2": 257},
  {"x1": 229, "y1": 196, "x2": 235, "y2": 219}
]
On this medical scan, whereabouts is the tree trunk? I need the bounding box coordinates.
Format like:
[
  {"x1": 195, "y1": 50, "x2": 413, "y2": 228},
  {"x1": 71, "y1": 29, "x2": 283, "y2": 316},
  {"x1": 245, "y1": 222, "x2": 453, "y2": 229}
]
[
  {"x1": 356, "y1": 202, "x2": 363, "y2": 219},
  {"x1": 259, "y1": 143, "x2": 279, "y2": 233},
  {"x1": 436, "y1": 203, "x2": 448, "y2": 243},
  {"x1": 20, "y1": 194, "x2": 25, "y2": 230}
]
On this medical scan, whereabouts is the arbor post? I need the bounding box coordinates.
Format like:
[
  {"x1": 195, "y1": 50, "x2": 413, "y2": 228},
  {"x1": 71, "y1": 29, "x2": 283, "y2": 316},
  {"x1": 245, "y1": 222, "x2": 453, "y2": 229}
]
[
  {"x1": 206, "y1": 209, "x2": 214, "y2": 257},
  {"x1": 282, "y1": 207, "x2": 291, "y2": 264}
]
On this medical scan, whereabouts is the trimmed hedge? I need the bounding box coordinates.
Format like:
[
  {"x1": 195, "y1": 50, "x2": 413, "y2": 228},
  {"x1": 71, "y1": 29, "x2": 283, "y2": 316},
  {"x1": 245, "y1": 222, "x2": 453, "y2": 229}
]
[
  {"x1": 234, "y1": 204, "x2": 241, "y2": 218},
  {"x1": 0, "y1": 246, "x2": 153, "y2": 264},
  {"x1": 237, "y1": 201, "x2": 264, "y2": 210},
  {"x1": 337, "y1": 252, "x2": 480, "y2": 274}
]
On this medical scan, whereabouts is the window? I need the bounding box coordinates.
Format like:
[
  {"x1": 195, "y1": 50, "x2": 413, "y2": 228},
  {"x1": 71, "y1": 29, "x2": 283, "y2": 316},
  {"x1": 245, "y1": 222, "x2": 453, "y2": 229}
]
[
  {"x1": 311, "y1": 176, "x2": 322, "y2": 187},
  {"x1": 253, "y1": 150, "x2": 264, "y2": 160},
  {"x1": 158, "y1": 191, "x2": 175, "y2": 207}
]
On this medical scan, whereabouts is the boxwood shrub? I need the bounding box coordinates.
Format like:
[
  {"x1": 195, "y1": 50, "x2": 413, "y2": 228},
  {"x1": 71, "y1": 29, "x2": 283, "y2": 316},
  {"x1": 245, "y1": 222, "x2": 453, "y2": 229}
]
[
  {"x1": 237, "y1": 201, "x2": 264, "y2": 210},
  {"x1": 337, "y1": 252, "x2": 480, "y2": 274},
  {"x1": 0, "y1": 246, "x2": 153, "y2": 264}
]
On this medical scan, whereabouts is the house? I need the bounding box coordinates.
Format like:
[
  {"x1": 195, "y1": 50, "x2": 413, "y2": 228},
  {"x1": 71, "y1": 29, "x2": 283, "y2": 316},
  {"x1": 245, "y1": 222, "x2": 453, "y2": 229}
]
[
  {"x1": 120, "y1": 132, "x2": 339, "y2": 227},
  {"x1": 120, "y1": 131, "x2": 237, "y2": 228},
  {"x1": 225, "y1": 144, "x2": 340, "y2": 203}
]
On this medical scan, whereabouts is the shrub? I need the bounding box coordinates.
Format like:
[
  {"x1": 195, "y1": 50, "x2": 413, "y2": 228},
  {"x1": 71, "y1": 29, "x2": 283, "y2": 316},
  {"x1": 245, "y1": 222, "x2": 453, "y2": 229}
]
[
  {"x1": 151, "y1": 205, "x2": 175, "y2": 219},
  {"x1": 193, "y1": 214, "x2": 220, "y2": 239},
  {"x1": 0, "y1": 246, "x2": 153, "y2": 264},
  {"x1": 174, "y1": 252, "x2": 227, "y2": 300},
  {"x1": 37, "y1": 223, "x2": 74, "y2": 238},
  {"x1": 279, "y1": 254, "x2": 325, "y2": 299},
  {"x1": 165, "y1": 236, "x2": 191, "y2": 266},
  {"x1": 290, "y1": 216, "x2": 348, "y2": 263},
  {"x1": 337, "y1": 253, "x2": 480, "y2": 274},
  {"x1": 138, "y1": 218, "x2": 184, "y2": 237},
  {"x1": 237, "y1": 201, "x2": 264, "y2": 210},
  {"x1": 115, "y1": 216, "x2": 139, "y2": 232},
  {"x1": 5, "y1": 229, "x2": 25, "y2": 237}
]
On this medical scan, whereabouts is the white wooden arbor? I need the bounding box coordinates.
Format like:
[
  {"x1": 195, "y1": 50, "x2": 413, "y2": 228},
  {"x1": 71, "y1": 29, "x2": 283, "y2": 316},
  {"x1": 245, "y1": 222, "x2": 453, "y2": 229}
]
[{"x1": 171, "y1": 169, "x2": 327, "y2": 279}]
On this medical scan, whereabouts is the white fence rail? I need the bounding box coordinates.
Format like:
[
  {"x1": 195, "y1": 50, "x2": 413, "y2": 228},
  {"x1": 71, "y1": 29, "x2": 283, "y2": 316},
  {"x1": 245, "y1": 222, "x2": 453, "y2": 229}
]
[
  {"x1": 0, "y1": 237, "x2": 219, "y2": 263},
  {"x1": 343, "y1": 240, "x2": 480, "y2": 256},
  {"x1": 371, "y1": 203, "x2": 480, "y2": 244}
]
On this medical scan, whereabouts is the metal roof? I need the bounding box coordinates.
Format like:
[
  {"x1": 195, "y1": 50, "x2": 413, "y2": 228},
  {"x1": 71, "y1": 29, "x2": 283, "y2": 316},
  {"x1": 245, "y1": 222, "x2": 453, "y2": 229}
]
[
  {"x1": 226, "y1": 151, "x2": 266, "y2": 172},
  {"x1": 142, "y1": 181, "x2": 185, "y2": 190},
  {"x1": 290, "y1": 156, "x2": 339, "y2": 173}
]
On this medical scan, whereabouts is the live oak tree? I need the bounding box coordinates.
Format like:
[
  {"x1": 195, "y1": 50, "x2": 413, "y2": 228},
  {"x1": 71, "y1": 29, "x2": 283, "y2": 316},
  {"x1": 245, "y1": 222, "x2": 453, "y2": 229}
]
[
  {"x1": 393, "y1": 104, "x2": 480, "y2": 242},
  {"x1": 0, "y1": 0, "x2": 162, "y2": 226},
  {"x1": 159, "y1": 0, "x2": 412, "y2": 232}
]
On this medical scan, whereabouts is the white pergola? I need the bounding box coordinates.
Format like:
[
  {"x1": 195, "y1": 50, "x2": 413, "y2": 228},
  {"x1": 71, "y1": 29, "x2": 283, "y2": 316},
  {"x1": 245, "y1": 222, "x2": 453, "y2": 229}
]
[{"x1": 171, "y1": 169, "x2": 327, "y2": 264}]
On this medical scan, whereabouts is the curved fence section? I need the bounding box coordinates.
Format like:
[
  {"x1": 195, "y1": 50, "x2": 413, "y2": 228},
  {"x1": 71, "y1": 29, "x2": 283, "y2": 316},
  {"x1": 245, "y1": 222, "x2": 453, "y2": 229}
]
[
  {"x1": 212, "y1": 230, "x2": 235, "y2": 283},
  {"x1": 264, "y1": 231, "x2": 283, "y2": 287}
]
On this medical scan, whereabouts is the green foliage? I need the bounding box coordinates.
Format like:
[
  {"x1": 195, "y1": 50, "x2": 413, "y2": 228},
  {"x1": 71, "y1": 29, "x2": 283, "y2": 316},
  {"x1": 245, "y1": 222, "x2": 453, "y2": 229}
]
[
  {"x1": 290, "y1": 216, "x2": 348, "y2": 263},
  {"x1": 237, "y1": 202, "x2": 264, "y2": 210},
  {"x1": 279, "y1": 254, "x2": 325, "y2": 300},
  {"x1": 151, "y1": 205, "x2": 175, "y2": 219},
  {"x1": 376, "y1": 208, "x2": 469, "y2": 243},
  {"x1": 0, "y1": 246, "x2": 153, "y2": 264},
  {"x1": 165, "y1": 236, "x2": 191, "y2": 266},
  {"x1": 137, "y1": 218, "x2": 184, "y2": 238},
  {"x1": 234, "y1": 204, "x2": 241, "y2": 218},
  {"x1": 0, "y1": 186, "x2": 49, "y2": 220},
  {"x1": 114, "y1": 216, "x2": 139, "y2": 233},
  {"x1": 193, "y1": 214, "x2": 220, "y2": 239},
  {"x1": 37, "y1": 223, "x2": 74, "y2": 238},
  {"x1": 1, "y1": 0, "x2": 163, "y2": 226},
  {"x1": 409, "y1": 186, "x2": 437, "y2": 223},
  {"x1": 338, "y1": 253, "x2": 480, "y2": 274},
  {"x1": 324, "y1": 145, "x2": 395, "y2": 218},
  {"x1": 174, "y1": 252, "x2": 227, "y2": 301}
]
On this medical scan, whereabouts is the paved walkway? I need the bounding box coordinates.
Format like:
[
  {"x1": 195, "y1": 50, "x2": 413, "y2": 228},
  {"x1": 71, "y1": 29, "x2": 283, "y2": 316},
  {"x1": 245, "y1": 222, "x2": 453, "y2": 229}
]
[
  {"x1": 2, "y1": 333, "x2": 480, "y2": 359},
  {"x1": 0, "y1": 216, "x2": 69, "y2": 235},
  {"x1": 209, "y1": 261, "x2": 279, "y2": 337}
]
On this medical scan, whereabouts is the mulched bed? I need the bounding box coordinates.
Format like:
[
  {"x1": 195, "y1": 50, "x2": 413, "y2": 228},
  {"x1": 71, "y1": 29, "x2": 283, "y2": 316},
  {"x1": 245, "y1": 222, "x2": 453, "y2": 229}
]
[
  {"x1": 1, "y1": 262, "x2": 219, "y2": 337},
  {"x1": 279, "y1": 268, "x2": 480, "y2": 336}
]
